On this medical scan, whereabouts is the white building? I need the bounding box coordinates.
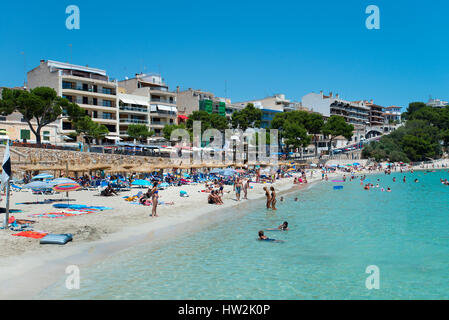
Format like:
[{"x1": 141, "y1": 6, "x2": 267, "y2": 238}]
[
  {"x1": 427, "y1": 98, "x2": 448, "y2": 108},
  {"x1": 302, "y1": 91, "x2": 370, "y2": 144},
  {"x1": 27, "y1": 60, "x2": 120, "y2": 143},
  {"x1": 119, "y1": 74, "x2": 177, "y2": 137}
]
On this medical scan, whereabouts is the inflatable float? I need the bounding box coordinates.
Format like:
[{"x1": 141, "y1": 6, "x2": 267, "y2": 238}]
[{"x1": 40, "y1": 234, "x2": 73, "y2": 245}]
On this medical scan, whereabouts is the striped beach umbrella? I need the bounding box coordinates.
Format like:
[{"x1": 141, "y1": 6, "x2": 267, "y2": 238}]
[
  {"x1": 53, "y1": 183, "x2": 82, "y2": 204},
  {"x1": 53, "y1": 183, "x2": 82, "y2": 193}
]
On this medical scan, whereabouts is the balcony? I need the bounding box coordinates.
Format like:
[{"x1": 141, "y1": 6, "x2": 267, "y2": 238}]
[
  {"x1": 150, "y1": 111, "x2": 177, "y2": 117},
  {"x1": 62, "y1": 83, "x2": 116, "y2": 96},
  {"x1": 91, "y1": 117, "x2": 117, "y2": 124},
  {"x1": 150, "y1": 97, "x2": 176, "y2": 104},
  {"x1": 151, "y1": 121, "x2": 171, "y2": 127},
  {"x1": 120, "y1": 119, "x2": 149, "y2": 125},
  {"x1": 119, "y1": 106, "x2": 148, "y2": 114}
]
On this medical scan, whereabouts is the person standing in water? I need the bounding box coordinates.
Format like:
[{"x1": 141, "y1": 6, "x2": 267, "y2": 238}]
[
  {"x1": 243, "y1": 179, "x2": 250, "y2": 200},
  {"x1": 234, "y1": 178, "x2": 242, "y2": 201},
  {"x1": 263, "y1": 187, "x2": 271, "y2": 209},
  {"x1": 151, "y1": 190, "x2": 159, "y2": 217},
  {"x1": 270, "y1": 186, "x2": 277, "y2": 211}
]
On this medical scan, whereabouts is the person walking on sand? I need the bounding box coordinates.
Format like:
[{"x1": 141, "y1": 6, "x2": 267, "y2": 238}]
[
  {"x1": 270, "y1": 186, "x2": 277, "y2": 211},
  {"x1": 264, "y1": 186, "x2": 272, "y2": 209},
  {"x1": 151, "y1": 190, "x2": 159, "y2": 217}
]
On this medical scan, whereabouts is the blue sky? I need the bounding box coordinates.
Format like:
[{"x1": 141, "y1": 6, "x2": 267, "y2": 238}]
[{"x1": 0, "y1": 0, "x2": 448, "y2": 110}]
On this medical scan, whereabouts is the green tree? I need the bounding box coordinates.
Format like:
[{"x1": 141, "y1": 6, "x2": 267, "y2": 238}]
[
  {"x1": 283, "y1": 122, "x2": 311, "y2": 154},
  {"x1": 402, "y1": 102, "x2": 427, "y2": 120},
  {"x1": 306, "y1": 113, "x2": 324, "y2": 156},
  {"x1": 186, "y1": 111, "x2": 229, "y2": 133},
  {"x1": 0, "y1": 87, "x2": 68, "y2": 144},
  {"x1": 163, "y1": 123, "x2": 188, "y2": 141},
  {"x1": 70, "y1": 115, "x2": 109, "y2": 146},
  {"x1": 321, "y1": 115, "x2": 354, "y2": 153},
  {"x1": 231, "y1": 103, "x2": 262, "y2": 130},
  {"x1": 127, "y1": 124, "x2": 154, "y2": 143}
]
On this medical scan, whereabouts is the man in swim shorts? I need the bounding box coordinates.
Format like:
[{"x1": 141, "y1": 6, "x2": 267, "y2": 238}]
[{"x1": 234, "y1": 178, "x2": 242, "y2": 201}]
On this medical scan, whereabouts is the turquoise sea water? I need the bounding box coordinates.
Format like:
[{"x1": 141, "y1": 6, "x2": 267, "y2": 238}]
[{"x1": 38, "y1": 171, "x2": 449, "y2": 299}]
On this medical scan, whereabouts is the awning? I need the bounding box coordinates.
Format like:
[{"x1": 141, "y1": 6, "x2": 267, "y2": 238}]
[
  {"x1": 151, "y1": 104, "x2": 177, "y2": 113},
  {"x1": 157, "y1": 105, "x2": 173, "y2": 112},
  {"x1": 178, "y1": 115, "x2": 189, "y2": 120},
  {"x1": 105, "y1": 136, "x2": 122, "y2": 141},
  {"x1": 118, "y1": 95, "x2": 149, "y2": 107}
]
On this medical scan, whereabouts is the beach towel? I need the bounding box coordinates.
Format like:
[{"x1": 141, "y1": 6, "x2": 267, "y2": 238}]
[{"x1": 12, "y1": 231, "x2": 48, "y2": 239}]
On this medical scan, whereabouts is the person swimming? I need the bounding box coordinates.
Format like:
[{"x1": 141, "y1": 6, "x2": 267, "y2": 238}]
[
  {"x1": 258, "y1": 230, "x2": 284, "y2": 242},
  {"x1": 266, "y1": 221, "x2": 289, "y2": 231},
  {"x1": 279, "y1": 221, "x2": 289, "y2": 231}
]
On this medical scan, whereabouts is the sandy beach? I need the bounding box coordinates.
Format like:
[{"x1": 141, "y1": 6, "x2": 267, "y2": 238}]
[{"x1": 0, "y1": 159, "x2": 446, "y2": 299}]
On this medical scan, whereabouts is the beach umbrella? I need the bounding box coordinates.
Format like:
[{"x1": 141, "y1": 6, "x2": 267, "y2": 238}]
[
  {"x1": 159, "y1": 183, "x2": 169, "y2": 189},
  {"x1": 236, "y1": 169, "x2": 246, "y2": 174},
  {"x1": 53, "y1": 183, "x2": 82, "y2": 193},
  {"x1": 353, "y1": 163, "x2": 361, "y2": 166},
  {"x1": 23, "y1": 181, "x2": 54, "y2": 202},
  {"x1": 31, "y1": 173, "x2": 54, "y2": 181},
  {"x1": 53, "y1": 183, "x2": 82, "y2": 204},
  {"x1": 23, "y1": 181, "x2": 54, "y2": 190},
  {"x1": 222, "y1": 169, "x2": 236, "y2": 176},
  {"x1": 49, "y1": 178, "x2": 77, "y2": 186},
  {"x1": 310, "y1": 164, "x2": 318, "y2": 167},
  {"x1": 132, "y1": 179, "x2": 152, "y2": 187},
  {"x1": 210, "y1": 169, "x2": 223, "y2": 175}
]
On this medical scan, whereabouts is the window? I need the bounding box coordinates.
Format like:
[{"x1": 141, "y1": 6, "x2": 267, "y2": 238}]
[
  {"x1": 43, "y1": 131, "x2": 50, "y2": 141},
  {"x1": 0, "y1": 116, "x2": 6, "y2": 121},
  {"x1": 62, "y1": 81, "x2": 73, "y2": 89},
  {"x1": 102, "y1": 87, "x2": 112, "y2": 95},
  {"x1": 103, "y1": 100, "x2": 112, "y2": 107},
  {"x1": 20, "y1": 129, "x2": 30, "y2": 140}
]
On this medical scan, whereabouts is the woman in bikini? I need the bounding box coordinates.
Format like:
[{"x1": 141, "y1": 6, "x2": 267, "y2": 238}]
[
  {"x1": 151, "y1": 190, "x2": 159, "y2": 217},
  {"x1": 263, "y1": 186, "x2": 272, "y2": 209},
  {"x1": 270, "y1": 186, "x2": 277, "y2": 211}
]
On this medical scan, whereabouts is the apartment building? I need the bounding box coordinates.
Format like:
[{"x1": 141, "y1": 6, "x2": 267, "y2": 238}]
[
  {"x1": 234, "y1": 94, "x2": 303, "y2": 128},
  {"x1": 119, "y1": 74, "x2": 177, "y2": 137},
  {"x1": 176, "y1": 88, "x2": 238, "y2": 120},
  {"x1": 27, "y1": 60, "x2": 120, "y2": 141},
  {"x1": 384, "y1": 106, "x2": 402, "y2": 123},
  {"x1": 117, "y1": 93, "x2": 150, "y2": 140},
  {"x1": 362, "y1": 100, "x2": 385, "y2": 126}
]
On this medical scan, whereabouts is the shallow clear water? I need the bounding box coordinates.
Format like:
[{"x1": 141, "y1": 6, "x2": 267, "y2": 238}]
[{"x1": 39, "y1": 171, "x2": 449, "y2": 299}]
